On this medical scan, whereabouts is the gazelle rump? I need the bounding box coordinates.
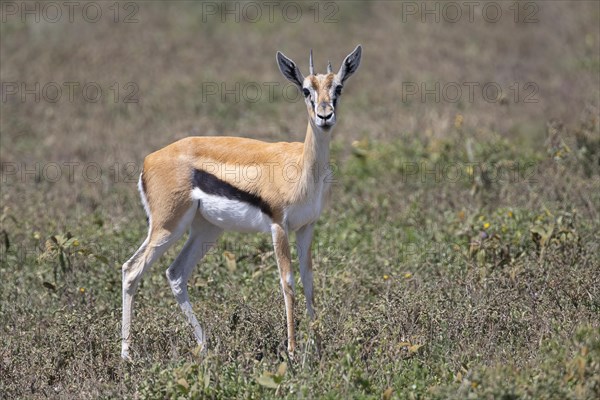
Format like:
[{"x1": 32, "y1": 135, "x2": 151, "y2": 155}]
[{"x1": 121, "y1": 45, "x2": 362, "y2": 361}]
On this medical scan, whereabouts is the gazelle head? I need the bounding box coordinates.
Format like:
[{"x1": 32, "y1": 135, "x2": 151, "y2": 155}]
[{"x1": 277, "y1": 45, "x2": 362, "y2": 130}]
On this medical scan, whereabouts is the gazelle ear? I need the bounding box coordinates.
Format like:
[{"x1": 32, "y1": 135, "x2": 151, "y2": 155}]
[
  {"x1": 276, "y1": 51, "x2": 305, "y2": 89},
  {"x1": 336, "y1": 45, "x2": 362, "y2": 84}
]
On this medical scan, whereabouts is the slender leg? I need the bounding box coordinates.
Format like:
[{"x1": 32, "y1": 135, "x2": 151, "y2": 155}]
[
  {"x1": 121, "y1": 207, "x2": 195, "y2": 361},
  {"x1": 296, "y1": 224, "x2": 316, "y2": 319},
  {"x1": 166, "y1": 214, "x2": 222, "y2": 351},
  {"x1": 271, "y1": 223, "x2": 296, "y2": 357},
  {"x1": 296, "y1": 223, "x2": 322, "y2": 357}
]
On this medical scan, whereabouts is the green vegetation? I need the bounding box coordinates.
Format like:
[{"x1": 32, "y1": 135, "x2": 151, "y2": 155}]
[{"x1": 1, "y1": 1, "x2": 599, "y2": 399}]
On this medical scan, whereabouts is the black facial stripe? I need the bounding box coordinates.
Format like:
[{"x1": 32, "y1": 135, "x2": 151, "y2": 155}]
[{"x1": 192, "y1": 169, "x2": 273, "y2": 218}]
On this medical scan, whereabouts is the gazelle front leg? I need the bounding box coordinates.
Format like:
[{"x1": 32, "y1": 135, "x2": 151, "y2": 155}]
[
  {"x1": 271, "y1": 223, "x2": 296, "y2": 357},
  {"x1": 296, "y1": 223, "x2": 322, "y2": 357},
  {"x1": 296, "y1": 224, "x2": 316, "y2": 319}
]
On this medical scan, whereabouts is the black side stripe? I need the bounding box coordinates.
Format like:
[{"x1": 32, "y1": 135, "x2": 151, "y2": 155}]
[{"x1": 192, "y1": 169, "x2": 273, "y2": 218}]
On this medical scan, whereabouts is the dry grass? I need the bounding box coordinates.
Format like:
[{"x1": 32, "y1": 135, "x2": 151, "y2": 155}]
[{"x1": 1, "y1": 1, "x2": 599, "y2": 398}]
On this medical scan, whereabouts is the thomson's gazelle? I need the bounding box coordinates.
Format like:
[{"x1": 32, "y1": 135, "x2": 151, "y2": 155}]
[{"x1": 121, "y1": 45, "x2": 362, "y2": 360}]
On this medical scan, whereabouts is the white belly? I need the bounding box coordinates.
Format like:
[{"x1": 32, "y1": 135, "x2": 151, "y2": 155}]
[{"x1": 191, "y1": 188, "x2": 272, "y2": 233}]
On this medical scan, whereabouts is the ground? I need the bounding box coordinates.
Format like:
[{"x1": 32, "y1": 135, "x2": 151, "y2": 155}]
[{"x1": 1, "y1": 1, "x2": 599, "y2": 399}]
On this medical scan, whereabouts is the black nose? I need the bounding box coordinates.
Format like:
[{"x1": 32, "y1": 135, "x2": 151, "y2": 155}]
[{"x1": 317, "y1": 112, "x2": 333, "y2": 120}]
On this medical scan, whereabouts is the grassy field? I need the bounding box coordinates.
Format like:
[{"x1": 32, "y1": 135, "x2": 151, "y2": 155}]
[{"x1": 1, "y1": 1, "x2": 599, "y2": 398}]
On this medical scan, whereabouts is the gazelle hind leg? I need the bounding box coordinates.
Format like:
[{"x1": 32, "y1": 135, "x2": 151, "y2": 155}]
[
  {"x1": 166, "y1": 213, "x2": 222, "y2": 351},
  {"x1": 121, "y1": 205, "x2": 196, "y2": 361}
]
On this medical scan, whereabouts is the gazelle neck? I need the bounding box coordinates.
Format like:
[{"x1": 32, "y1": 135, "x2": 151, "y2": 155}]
[
  {"x1": 304, "y1": 121, "x2": 331, "y2": 169},
  {"x1": 293, "y1": 121, "x2": 331, "y2": 201}
]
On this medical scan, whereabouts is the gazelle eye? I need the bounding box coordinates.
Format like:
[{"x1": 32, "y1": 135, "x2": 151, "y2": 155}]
[
  {"x1": 335, "y1": 86, "x2": 343, "y2": 96},
  {"x1": 302, "y1": 88, "x2": 311, "y2": 97}
]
